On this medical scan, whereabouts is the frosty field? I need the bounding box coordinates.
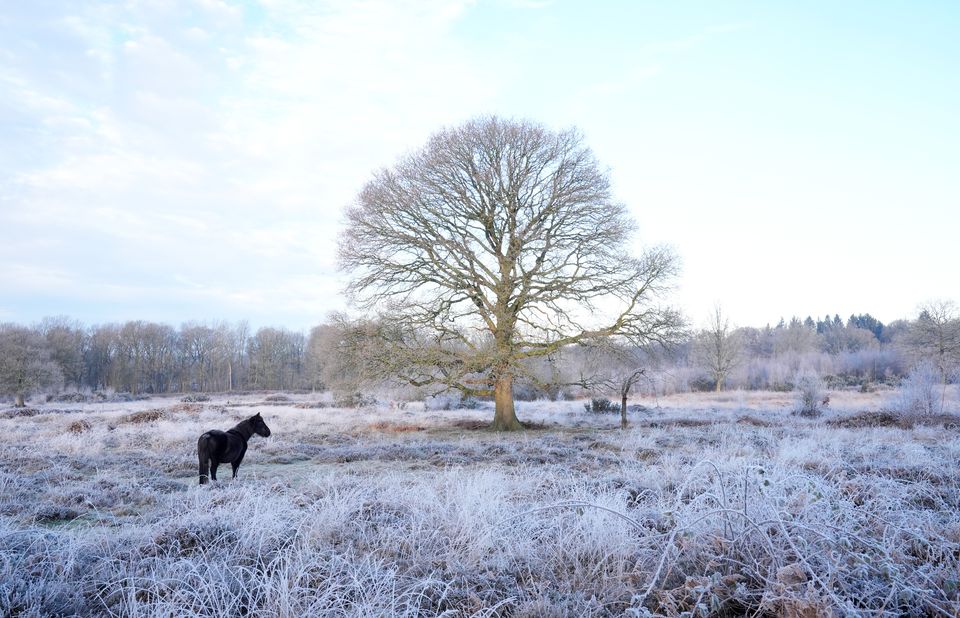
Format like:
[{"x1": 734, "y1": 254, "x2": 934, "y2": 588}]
[{"x1": 1, "y1": 391, "x2": 959, "y2": 617}]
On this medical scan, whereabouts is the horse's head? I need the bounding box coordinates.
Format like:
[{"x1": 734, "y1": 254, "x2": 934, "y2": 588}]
[{"x1": 250, "y1": 413, "x2": 272, "y2": 437}]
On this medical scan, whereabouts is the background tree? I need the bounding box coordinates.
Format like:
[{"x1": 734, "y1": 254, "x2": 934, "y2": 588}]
[
  {"x1": 340, "y1": 116, "x2": 681, "y2": 430},
  {"x1": 308, "y1": 314, "x2": 398, "y2": 398},
  {"x1": 593, "y1": 342, "x2": 661, "y2": 429},
  {"x1": 0, "y1": 324, "x2": 62, "y2": 406},
  {"x1": 139, "y1": 322, "x2": 177, "y2": 394},
  {"x1": 85, "y1": 324, "x2": 118, "y2": 391},
  {"x1": 39, "y1": 316, "x2": 87, "y2": 391},
  {"x1": 247, "y1": 327, "x2": 305, "y2": 390},
  {"x1": 904, "y1": 301, "x2": 960, "y2": 412},
  {"x1": 695, "y1": 305, "x2": 741, "y2": 392}
]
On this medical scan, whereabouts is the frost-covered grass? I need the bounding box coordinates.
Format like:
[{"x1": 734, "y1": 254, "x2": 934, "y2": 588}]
[{"x1": 1, "y1": 392, "x2": 958, "y2": 616}]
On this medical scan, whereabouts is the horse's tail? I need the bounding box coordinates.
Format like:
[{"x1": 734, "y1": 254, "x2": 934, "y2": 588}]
[{"x1": 198, "y1": 432, "x2": 211, "y2": 485}]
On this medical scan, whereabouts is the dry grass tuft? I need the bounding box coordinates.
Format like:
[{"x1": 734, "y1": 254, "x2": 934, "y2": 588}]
[
  {"x1": 293, "y1": 402, "x2": 329, "y2": 409},
  {"x1": 830, "y1": 410, "x2": 960, "y2": 430},
  {"x1": 67, "y1": 419, "x2": 92, "y2": 433},
  {"x1": 169, "y1": 403, "x2": 203, "y2": 414},
  {"x1": 644, "y1": 417, "x2": 717, "y2": 428},
  {"x1": 829, "y1": 410, "x2": 903, "y2": 428},
  {"x1": 123, "y1": 409, "x2": 165, "y2": 424},
  {"x1": 449, "y1": 419, "x2": 490, "y2": 430},
  {"x1": 0, "y1": 407, "x2": 41, "y2": 418},
  {"x1": 364, "y1": 421, "x2": 425, "y2": 433},
  {"x1": 736, "y1": 415, "x2": 773, "y2": 427}
]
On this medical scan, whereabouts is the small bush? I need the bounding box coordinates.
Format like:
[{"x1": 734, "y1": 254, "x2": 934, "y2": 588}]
[
  {"x1": 771, "y1": 380, "x2": 795, "y2": 392},
  {"x1": 793, "y1": 370, "x2": 826, "y2": 417},
  {"x1": 335, "y1": 392, "x2": 377, "y2": 408},
  {"x1": 63, "y1": 392, "x2": 94, "y2": 403},
  {"x1": 459, "y1": 396, "x2": 481, "y2": 410},
  {"x1": 425, "y1": 393, "x2": 483, "y2": 410},
  {"x1": 894, "y1": 360, "x2": 941, "y2": 416},
  {"x1": 181, "y1": 394, "x2": 210, "y2": 403},
  {"x1": 264, "y1": 394, "x2": 291, "y2": 402},
  {"x1": 294, "y1": 401, "x2": 329, "y2": 409},
  {"x1": 426, "y1": 393, "x2": 457, "y2": 410},
  {"x1": 688, "y1": 377, "x2": 717, "y2": 392},
  {"x1": 583, "y1": 398, "x2": 620, "y2": 414}
]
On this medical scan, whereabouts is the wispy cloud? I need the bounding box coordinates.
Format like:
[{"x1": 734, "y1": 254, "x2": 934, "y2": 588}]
[{"x1": 0, "y1": 0, "x2": 495, "y2": 328}]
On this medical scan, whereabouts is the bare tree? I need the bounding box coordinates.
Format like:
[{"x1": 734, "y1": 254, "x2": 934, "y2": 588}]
[
  {"x1": 181, "y1": 323, "x2": 217, "y2": 392},
  {"x1": 696, "y1": 305, "x2": 741, "y2": 392},
  {"x1": 0, "y1": 324, "x2": 62, "y2": 406},
  {"x1": 340, "y1": 116, "x2": 681, "y2": 430},
  {"x1": 140, "y1": 322, "x2": 177, "y2": 394},
  {"x1": 308, "y1": 314, "x2": 394, "y2": 397},
  {"x1": 85, "y1": 324, "x2": 119, "y2": 391},
  {"x1": 248, "y1": 327, "x2": 306, "y2": 390},
  {"x1": 904, "y1": 300, "x2": 960, "y2": 412},
  {"x1": 210, "y1": 320, "x2": 250, "y2": 392},
  {"x1": 39, "y1": 316, "x2": 87, "y2": 391},
  {"x1": 593, "y1": 343, "x2": 649, "y2": 429}
]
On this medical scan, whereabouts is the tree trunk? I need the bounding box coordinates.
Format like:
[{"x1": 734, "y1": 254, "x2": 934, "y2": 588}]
[
  {"x1": 715, "y1": 378, "x2": 723, "y2": 392},
  {"x1": 491, "y1": 374, "x2": 523, "y2": 431},
  {"x1": 941, "y1": 374, "x2": 948, "y2": 415},
  {"x1": 14, "y1": 393, "x2": 25, "y2": 407},
  {"x1": 620, "y1": 392, "x2": 628, "y2": 429}
]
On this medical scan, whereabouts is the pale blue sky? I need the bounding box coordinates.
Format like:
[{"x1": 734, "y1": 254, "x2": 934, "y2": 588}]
[{"x1": 1, "y1": 0, "x2": 957, "y2": 330}]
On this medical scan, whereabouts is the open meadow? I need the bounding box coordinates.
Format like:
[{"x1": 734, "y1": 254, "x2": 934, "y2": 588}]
[{"x1": 1, "y1": 390, "x2": 958, "y2": 617}]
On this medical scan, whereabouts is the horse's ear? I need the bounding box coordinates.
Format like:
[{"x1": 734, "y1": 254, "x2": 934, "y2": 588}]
[{"x1": 253, "y1": 412, "x2": 261, "y2": 417}]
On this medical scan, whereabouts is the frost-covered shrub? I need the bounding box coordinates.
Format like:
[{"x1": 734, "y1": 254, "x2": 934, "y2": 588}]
[
  {"x1": 688, "y1": 376, "x2": 716, "y2": 392},
  {"x1": 425, "y1": 393, "x2": 482, "y2": 410},
  {"x1": 264, "y1": 394, "x2": 291, "y2": 402},
  {"x1": 181, "y1": 393, "x2": 210, "y2": 403},
  {"x1": 583, "y1": 398, "x2": 619, "y2": 414},
  {"x1": 894, "y1": 360, "x2": 941, "y2": 416},
  {"x1": 52, "y1": 392, "x2": 90, "y2": 403},
  {"x1": 793, "y1": 370, "x2": 826, "y2": 417},
  {"x1": 425, "y1": 393, "x2": 457, "y2": 410},
  {"x1": 460, "y1": 396, "x2": 481, "y2": 409},
  {"x1": 334, "y1": 392, "x2": 377, "y2": 408}
]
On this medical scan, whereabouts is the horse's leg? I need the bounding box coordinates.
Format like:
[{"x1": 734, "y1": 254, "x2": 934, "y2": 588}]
[
  {"x1": 198, "y1": 434, "x2": 211, "y2": 485},
  {"x1": 210, "y1": 461, "x2": 220, "y2": 482},
  {"x1": 232, "y1": 448, "x2": 246, "y2": 479}
]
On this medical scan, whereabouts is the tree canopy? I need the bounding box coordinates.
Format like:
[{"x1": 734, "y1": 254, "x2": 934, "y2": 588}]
[{"x1": 339, "y1": 116, "x2": 682, "y2": 429}]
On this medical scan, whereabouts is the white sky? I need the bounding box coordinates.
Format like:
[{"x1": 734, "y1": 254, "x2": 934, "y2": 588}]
[{"x1": 1, "y1": 0, "x2": 957, "y2": 330}]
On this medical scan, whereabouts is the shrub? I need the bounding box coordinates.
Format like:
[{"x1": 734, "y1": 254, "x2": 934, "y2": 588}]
[
  {"x1": 181, "y1": 394, "x2": 210, "y2": 403},
  {"x1": 425, "y1": 393, "x2": 459, "y2": 410},
  {"x1": 770, "y1": 380, "x2": 795, "y2": 392},
  {"x1": 583, "y1": 398, "x2": 620, "y2": 414},
  {"x1": 460, "y1": 396, "x2": 481, "y2": 410},
  {"x1": 53, "y1": 392, "x2": 91, "y2": 403},
  {"x1": 793, "y1": 370, "x2": 826, "y2": 417},
  {"x1": 264, "y1": 394, "x2": 291, "y2": 402},
  {"x1": 688, "y1": 377, "x2": 716, "y2": 393},
  {"x1": 894, "y1": 360, "x2": 941, "y2": 416},
  {"x1": 334, "y1": 392, "x2": 377, "y2": 408}
]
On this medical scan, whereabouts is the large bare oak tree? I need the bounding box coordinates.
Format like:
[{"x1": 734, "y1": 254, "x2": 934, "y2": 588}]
[{"x1": 339, "y1": 116, "x2": 680, "y2": 430}]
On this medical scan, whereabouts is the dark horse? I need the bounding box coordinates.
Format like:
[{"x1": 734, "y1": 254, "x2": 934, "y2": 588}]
[{"x1": 198, "y1": 413, "x2": 271, "y2": 485}]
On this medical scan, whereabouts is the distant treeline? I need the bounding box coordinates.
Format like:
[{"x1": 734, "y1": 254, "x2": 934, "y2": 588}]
[
  {"x1": 0, "y1": 305, "x2": 957, "y2": 403},
  {"x1": 0, "y1": 318, "x2": 314, "y2": 397}
]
